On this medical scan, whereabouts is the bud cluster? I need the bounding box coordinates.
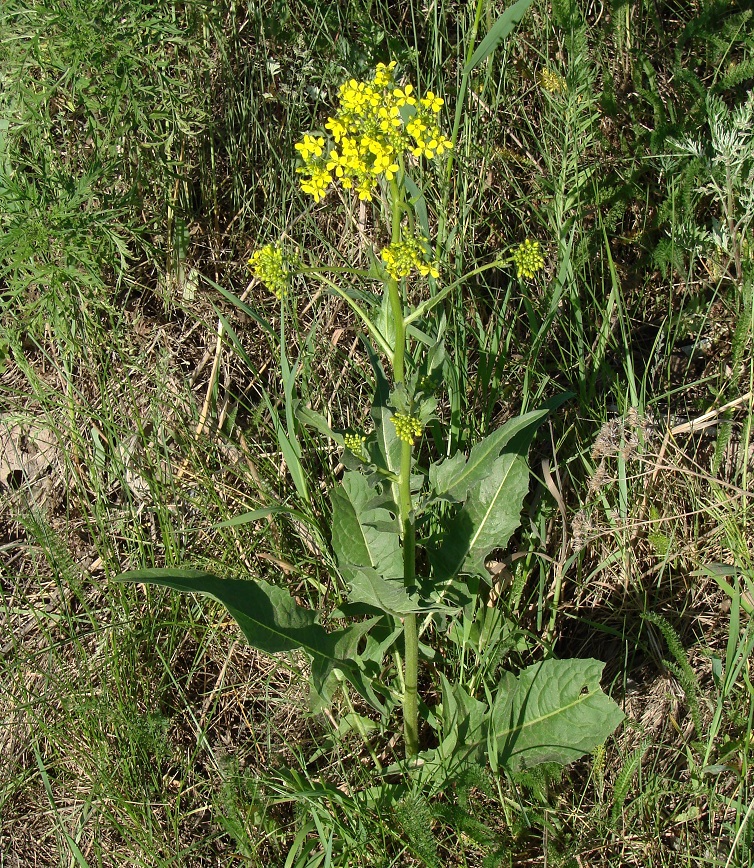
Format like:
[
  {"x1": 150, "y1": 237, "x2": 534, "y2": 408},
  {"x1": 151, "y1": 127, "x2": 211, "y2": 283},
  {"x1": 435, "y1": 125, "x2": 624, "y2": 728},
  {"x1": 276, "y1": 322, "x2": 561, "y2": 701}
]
[
  {"x1": 343, "y1": 432, "x2": 367, "y2": 459},
  {"x1": 540, "y1": 69, "x2": 567, "y2": 94},
  {"x1": 512, "y1": 239, "x2": 545, "y2": 279},
  {"x1": 381, "y1": 234, "x2": 440, "y2": 281},
  {"x1": 248, "y1": 244, "x2": 296, "y2": 299},
  {"x1": 391, "y1": 412, "x2": 423, "y2": 445}
]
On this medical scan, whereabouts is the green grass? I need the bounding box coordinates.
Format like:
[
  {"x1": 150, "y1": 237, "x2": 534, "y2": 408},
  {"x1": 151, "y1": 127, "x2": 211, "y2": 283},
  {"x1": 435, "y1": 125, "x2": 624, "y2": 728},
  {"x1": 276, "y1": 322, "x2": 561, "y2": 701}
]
[{"x1": 1, "y1": 0, "x2": 753, "y2": 864}]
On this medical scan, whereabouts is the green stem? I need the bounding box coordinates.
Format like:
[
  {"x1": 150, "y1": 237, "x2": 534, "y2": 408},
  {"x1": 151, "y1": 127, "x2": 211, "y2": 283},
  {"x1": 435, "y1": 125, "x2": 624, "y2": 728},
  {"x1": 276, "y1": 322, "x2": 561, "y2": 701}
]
[
  {"x1": 403, "y1": 258, "x2": 505, "y2": 325},
  {"x1": 399, "y1": 439, "x2": 419, "y2": 757},
  {"x1": 403, "y1": 612, "x2": 419, "y2": 758},
  {"x1": 385, "y1": 176, "x2": 419, "y2": 759},
  {"x1": 388, "y1": 178, "x2": 407, "y2": 382},
  {"x1": 399, "y1": 441, "x2": 415, "y2": 585},
  {"x1": 388, "y1": 277, "x2": 405, "y2": 382}
]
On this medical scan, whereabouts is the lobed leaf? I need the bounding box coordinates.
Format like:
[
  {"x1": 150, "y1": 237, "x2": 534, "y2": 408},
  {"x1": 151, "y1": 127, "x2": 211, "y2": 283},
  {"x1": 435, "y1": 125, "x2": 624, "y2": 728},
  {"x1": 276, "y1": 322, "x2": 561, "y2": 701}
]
[
  {"x1": 428, "y1": 451, "x2": 530, "y2": 580},
  {"x1": 427, "y1": 411, "x2": 547, "y2": 580},
  {"x1": 331, "y1": 472, "x2": 403, "y2": 583},
  {"x1": 347, "y1": 565, "x2": 421, "y2": 616},
  {"x1": 114, "y1": 568, "x2": 383, "y2": 712}
]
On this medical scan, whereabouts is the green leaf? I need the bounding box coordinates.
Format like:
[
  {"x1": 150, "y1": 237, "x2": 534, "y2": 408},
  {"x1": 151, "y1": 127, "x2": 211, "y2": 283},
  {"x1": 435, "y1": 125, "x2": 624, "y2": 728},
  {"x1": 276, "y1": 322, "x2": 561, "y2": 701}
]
[
  {"x1": 296, "y1": 406, "x2": 342, "y2": 443},
  {"x1": 427, "y1": 451, "x2": 467, "y2": 502},
  {"x1": 491, "y1": 659, "x2": 625, "y2": 773},
  {"x1": 278, "y1": 314, "x2": 310, "y2": 504},
  {"x1": 413, "y1": 659, "x2": 623, "y2": 787},
  {"x1": 348, "y1": 565, "x2": 456, "y2": 617},
  {"x1": 427, "y1": 411, "x2": 547, "y2": 580},
  {"x1": 331, "y1": 472, "x2": 402, "y2": 582},
  {"x1": 402, "y1": 679, "x2": 489, "y2": 792},
  {"x1": 114, "y1": 569, "x2": 382, "y2": 712},
  {"x1": 403, "y1": 173, "x2": 429, "y2": 238},
  {"x1": 428, "y1": 451, "x2": 530, "y2": 580},
  {"x1": 691, "y1": 564, "x2": 754, "y2": 615},
  {"x1": 430, "y1": 410, "x2": 547, "y2": 502},
  {"x1": 310, "y1": 617, "x2": 379, "y2": 713},
  {"x1": 347, "y1": 566, "x2": 421, "y2": 616},
  {"x1": 216, "y1": 308, "x2": 309, "y2": 503},
  {"x1": 368, "y1": 357, "x2": 402, "y2": 478},
  {"x1": 372, "y1": 286, "x2": 398, "y2": 356},
  {"x1": 212, "y1": 505, "x2": 310, "y2": 529},
  {"x1": 464, "y1": 0, "x2": 536, "y2": 75},
  {"x1": 436, "y1": 676, "x2": 488, "y2": 767},
  {"x1": 207, "y1": 276, "x2": 275, "y2": 340}
]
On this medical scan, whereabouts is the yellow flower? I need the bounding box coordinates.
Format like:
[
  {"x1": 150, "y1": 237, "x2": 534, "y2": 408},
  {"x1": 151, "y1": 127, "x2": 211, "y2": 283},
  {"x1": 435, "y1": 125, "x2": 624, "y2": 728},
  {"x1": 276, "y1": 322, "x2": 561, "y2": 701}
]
[
  {"x1": 420, "y1": 91, "x2": 444, "y2": 113},
  {"x1": 294, "y1": 134, "x2": 325, "y2": 161},
  {"x1": 392, "y1": 84, "x2": 416, "y2": 107},
  {"x1": 326, "y1": 148, "x2": 350, "y2": 178},
  {"x1": 293, "y1": 62, "x2": 452, "y2": 200},
  {"x1": 325, "y1": 117, "x2": 347, "y2": 142},
  {"x1": 373, "y1": 61, "x2": 397, "y2": 87},
  {"x1": 299, "y1": 166, "x2": 332, "y2": 202},
  {"x1": 356, "y1": 177, "x2": 375, "y2": 201}
]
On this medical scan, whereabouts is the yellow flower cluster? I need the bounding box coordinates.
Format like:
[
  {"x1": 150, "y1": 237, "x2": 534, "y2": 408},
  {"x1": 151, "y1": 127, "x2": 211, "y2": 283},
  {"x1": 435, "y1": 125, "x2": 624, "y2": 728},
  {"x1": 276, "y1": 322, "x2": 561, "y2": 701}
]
[
  {"x1": 540, "y1": 69, "x2": 567, "y2": 94},
  {"x1": 343, "y1": 432, "x2": 367, "y2": 459},
  {"x1": 391, "y1": 412, "x2": 423, "y2": 445},
  {"x1": 512, "y1": 239, "x2": 545, "y2": 279},
  {"x1": 248, "y1": 244, "x2": 295, "y2": 299},
  {"x1": 381, "y1": 234, "x2": 440, "y2": 281},
  {"x1": 295, "y1": 61, "x2": 452, "y2": 203}
]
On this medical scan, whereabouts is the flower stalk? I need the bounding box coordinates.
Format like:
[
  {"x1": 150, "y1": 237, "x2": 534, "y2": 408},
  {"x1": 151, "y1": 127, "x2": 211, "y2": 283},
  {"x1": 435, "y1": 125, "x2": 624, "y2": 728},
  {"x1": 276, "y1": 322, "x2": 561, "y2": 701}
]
[
  {"x1": 399, "y1": 436, "x2": 419, "y2": 757},
  {"x1": 386, "y1": 173, "x2": 420, "y2": 758}
]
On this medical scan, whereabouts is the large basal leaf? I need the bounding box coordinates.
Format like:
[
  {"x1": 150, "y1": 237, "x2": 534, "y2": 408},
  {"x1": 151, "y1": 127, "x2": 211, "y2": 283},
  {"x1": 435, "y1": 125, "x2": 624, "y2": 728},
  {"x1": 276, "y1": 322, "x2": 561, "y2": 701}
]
[
  {"x1": 331, "y1": 472, "x2": 402, "y2": 582},
  {"x1": 114, "y1": 569, "x2": 382, "y2": 712},
  {"x1": 411, "y1": 659, "x2": 624, "y2": 788},
  {"x1": 429, "y1": 410, "x2": 547, "y2": 502},
  {"x1": 428, "y1": 451, "x2": 530, "y2": 580},
  {"x1": 491, "y1": 659, "x2": 625, "y2": 773}
]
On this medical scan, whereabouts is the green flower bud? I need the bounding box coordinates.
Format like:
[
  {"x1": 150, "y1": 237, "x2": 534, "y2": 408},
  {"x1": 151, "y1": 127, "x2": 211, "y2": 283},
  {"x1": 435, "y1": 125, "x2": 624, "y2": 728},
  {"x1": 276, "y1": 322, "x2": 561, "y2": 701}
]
[
  {"x1": 391, "y1": 412, "x2": 423, "y2": 445},
  {"x1": 512, "y1": 239, "x2": 545, "y2": 279}
]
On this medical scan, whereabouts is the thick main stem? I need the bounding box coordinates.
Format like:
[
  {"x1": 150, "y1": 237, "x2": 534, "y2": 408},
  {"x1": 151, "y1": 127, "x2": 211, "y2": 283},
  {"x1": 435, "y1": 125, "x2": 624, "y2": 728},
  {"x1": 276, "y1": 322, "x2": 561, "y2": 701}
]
[
  {"x1": 403, "y1": 612, "x2": 419, "y2": 757},
  {"x1": 386, "y1": 177, "x2": 420, "y2": 759},
  {"x1": 400, "y1": 440, "x2": 418, "y2": 757}
]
